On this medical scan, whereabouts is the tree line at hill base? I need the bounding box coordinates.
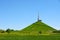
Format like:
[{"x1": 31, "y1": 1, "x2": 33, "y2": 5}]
[
  {"x1": 0, "y1": 29, "x2": 60, "y2": 34},
  {"x1": 0, "y1": 29, "x2": 14, "y2": 33}
]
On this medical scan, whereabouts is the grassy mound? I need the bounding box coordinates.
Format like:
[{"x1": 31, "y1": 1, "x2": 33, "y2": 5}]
[{"x1": 20, "y1": 21, "x2": 56, "y2": 34}]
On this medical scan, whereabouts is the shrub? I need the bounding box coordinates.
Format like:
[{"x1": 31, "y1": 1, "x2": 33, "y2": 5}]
[
  {"x1": 0, "y1": 30, "x2": 5, "y2": 33},
  {"x1": 53, "y1": 30, "x2": 60, "y2": 33},
  {"x1": 39, "y1": 31, "x2": 42, "y2": 34}
]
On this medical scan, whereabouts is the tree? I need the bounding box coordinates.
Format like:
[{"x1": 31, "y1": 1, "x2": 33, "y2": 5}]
[
  {"x1": 6, "y1": 29, "x2": 11, "y2": 33},
  {"x1": 6, "y1": 29, "x2": 14, "y2": 33}
]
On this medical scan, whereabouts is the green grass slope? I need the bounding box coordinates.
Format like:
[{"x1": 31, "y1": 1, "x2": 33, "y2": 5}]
[{"x1": 20, "y1": 21, "x2": 56, "y2": 34}]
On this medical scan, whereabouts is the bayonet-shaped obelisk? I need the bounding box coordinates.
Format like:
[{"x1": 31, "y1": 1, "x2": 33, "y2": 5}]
[{"x1": 37, "y1": 12, "x2": 41, "y2": 21}]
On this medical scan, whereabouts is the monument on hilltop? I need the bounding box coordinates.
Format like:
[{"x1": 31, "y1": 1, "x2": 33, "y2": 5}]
[{"x1": 20, "y1": 12, "x2": 56, "y2": 35}]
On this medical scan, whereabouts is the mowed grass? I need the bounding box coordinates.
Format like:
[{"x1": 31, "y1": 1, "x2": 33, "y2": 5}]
[{"x1": 0, "y1": 33, "x2": 60, "y2": 40}]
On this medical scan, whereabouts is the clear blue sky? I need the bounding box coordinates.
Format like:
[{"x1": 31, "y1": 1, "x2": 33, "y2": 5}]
[{"x1": 0, "y1": 0, "x2": 60, "y2": 30}]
